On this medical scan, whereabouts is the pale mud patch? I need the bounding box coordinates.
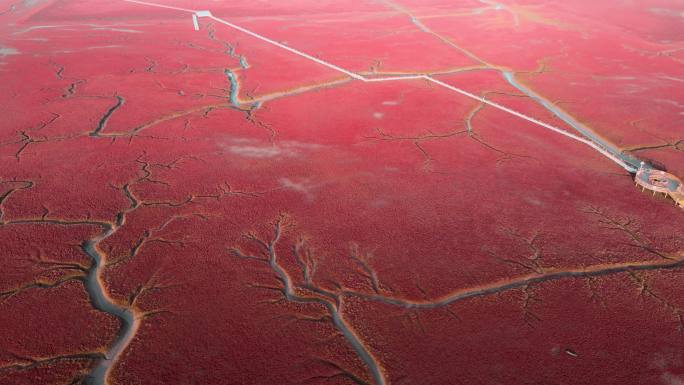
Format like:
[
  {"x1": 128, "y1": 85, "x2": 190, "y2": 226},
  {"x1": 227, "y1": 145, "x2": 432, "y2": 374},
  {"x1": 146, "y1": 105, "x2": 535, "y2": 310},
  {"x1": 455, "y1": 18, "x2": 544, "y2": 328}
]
[
  {"x1": 15, "y1": 24, "x2": 143, "y2": 35},
  {"x1": 278, "y1": 177, "x2": 318, "y2": 201},
  {"x1": 0, "y1": 47, "x2": 18, "y2": 66},
  {"x1": 0, "y1": 46, "x2": 19, "y2": 56},
  {"x1": 220, "y1": 137, "x2": 325, "y2": 159}
]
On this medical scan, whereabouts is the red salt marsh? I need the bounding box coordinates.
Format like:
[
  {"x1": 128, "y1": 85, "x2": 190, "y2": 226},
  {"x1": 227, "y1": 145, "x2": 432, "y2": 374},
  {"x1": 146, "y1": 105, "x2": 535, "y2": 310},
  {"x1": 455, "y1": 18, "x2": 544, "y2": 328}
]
[{"x1": 1, "y1": 0, "x2": 683, "y2": 384}]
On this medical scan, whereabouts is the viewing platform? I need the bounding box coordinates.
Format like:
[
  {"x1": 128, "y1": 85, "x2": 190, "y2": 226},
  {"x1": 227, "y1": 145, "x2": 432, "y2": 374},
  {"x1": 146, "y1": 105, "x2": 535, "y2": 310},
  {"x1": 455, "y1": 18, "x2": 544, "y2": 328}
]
[{"x1": 635, "y1": 162, "x2": 684, "y2": 209}]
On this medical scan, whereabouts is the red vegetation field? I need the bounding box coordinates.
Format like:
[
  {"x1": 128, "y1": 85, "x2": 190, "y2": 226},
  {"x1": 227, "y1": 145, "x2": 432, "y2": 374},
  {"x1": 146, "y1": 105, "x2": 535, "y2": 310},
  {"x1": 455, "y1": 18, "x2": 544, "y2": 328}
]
[{"x1": 1, "y1": 0, "x2": 683, "y2": 384}]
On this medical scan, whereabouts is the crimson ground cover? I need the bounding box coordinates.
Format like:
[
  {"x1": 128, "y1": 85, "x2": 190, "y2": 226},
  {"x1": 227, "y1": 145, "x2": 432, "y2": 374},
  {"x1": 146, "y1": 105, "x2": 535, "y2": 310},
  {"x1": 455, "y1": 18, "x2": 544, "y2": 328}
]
[{"x1": 1, "y1": 1, "x2": 683, "y2": 384}]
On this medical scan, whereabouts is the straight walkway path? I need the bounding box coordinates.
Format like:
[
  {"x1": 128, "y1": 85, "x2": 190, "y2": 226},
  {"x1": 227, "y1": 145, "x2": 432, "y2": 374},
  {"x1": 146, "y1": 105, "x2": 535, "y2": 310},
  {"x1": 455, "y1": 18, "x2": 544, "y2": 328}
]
[{"x1": 123, "y1": 0, "x2": 638, "y2": 173}]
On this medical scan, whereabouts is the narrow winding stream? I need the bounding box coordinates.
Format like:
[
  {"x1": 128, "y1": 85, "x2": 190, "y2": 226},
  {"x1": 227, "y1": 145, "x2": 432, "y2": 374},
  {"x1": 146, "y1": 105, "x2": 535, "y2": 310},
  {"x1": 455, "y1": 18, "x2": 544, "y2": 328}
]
[{"x1": 82, "y1": 221, "x2": 139, "y2": 385}]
